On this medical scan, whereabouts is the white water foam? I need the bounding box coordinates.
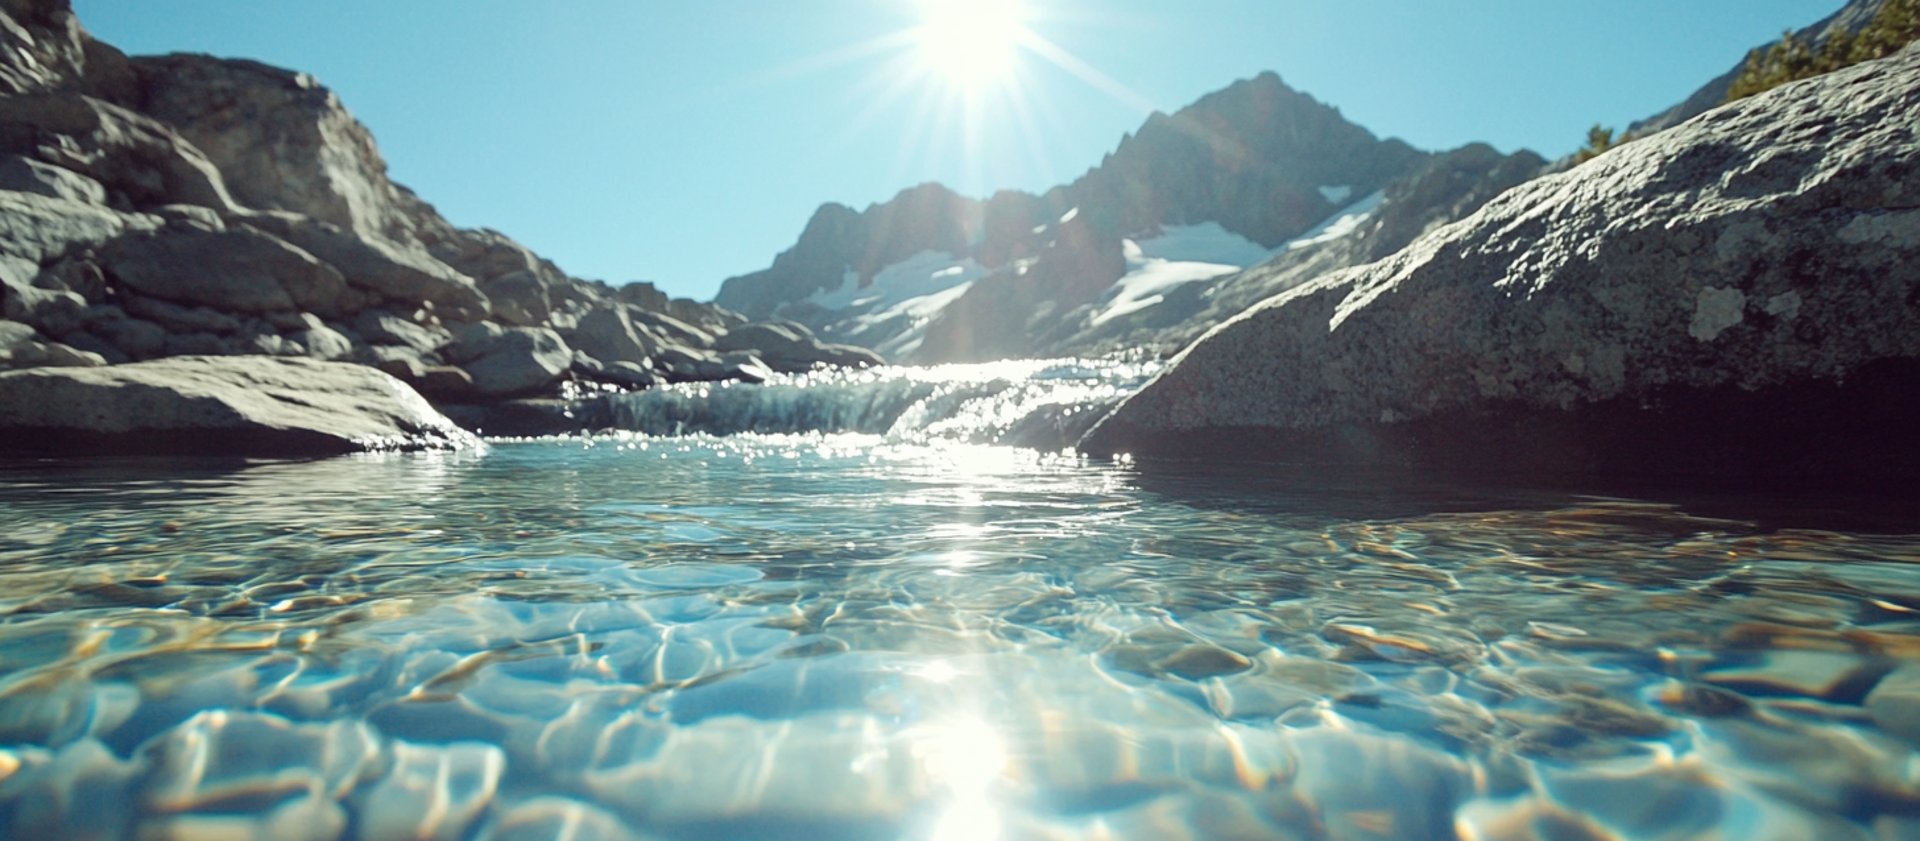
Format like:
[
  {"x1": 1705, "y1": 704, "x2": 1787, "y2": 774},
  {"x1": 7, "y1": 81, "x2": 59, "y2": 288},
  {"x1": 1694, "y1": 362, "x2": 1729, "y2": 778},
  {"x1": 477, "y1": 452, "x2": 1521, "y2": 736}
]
[{"x1": 607, "y1": 358, "x2": 1161, "y2": 447}]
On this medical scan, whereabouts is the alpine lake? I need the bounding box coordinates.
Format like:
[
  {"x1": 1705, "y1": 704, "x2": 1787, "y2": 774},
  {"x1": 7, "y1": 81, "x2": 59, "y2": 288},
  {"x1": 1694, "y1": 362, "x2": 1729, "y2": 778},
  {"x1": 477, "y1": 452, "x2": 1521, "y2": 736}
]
[{"x1": 2, "y1": 360, "x2": 1918, "y2": 841}]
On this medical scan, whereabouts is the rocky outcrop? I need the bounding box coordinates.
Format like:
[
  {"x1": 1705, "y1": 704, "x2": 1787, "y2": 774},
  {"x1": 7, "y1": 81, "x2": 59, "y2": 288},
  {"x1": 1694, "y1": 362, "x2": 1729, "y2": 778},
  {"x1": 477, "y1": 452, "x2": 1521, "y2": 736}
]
[
  {"x1": 235, "y1": 210, "x2": 488, "y2": 321},
  {"x1": 0, "y1": 92, "x2": 237, "y2": 212},
  {"x1": 445, "y1": 323, "x2": 571, "y2": 397},
  {"x1": 0, "y1": 355, "x2": 479, "y2": 454},
  {"x1": 1082, "y1": 44, "x2": 1920, "y2": 483},
  {"x1": 0, "y1": 0, "x2": 135, "y2": 100},
  {"x1": 127, "y1": 54, "x2": 414, "y2": 243},
  {"x1": 0, "y1": 188, "x2": 144, "y2": 263},
  {"x1": 0, "y1": 317, "x2": 99, "y2": 366},
  {"x1": 100, "y1": 225, "x2": 355, "y2": 316},
  {"x1": 0, "y1": 0, "x2": 877, "y2": 435},
  {"x1": 712, "y1": 321, "x2": 882, "y2": 373}
]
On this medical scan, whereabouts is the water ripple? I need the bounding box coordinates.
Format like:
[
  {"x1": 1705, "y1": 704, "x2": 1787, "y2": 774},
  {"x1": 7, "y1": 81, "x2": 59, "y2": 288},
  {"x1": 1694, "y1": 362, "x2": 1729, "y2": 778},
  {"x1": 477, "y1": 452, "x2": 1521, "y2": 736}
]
[{"x1": 0, "y1": 440, "x2": 1917, "y2": 840}]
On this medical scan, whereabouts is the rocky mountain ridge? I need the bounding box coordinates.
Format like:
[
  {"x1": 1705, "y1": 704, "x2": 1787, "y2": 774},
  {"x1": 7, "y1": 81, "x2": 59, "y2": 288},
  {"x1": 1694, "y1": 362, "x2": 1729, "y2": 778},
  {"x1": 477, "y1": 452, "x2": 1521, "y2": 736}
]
[
  {"x1": 715, "y1": 71, "x2": 1488, "y2": 364},
  {"x1": 0, "y1": 0, "x2": 879, "y2": 441},
  {"x1": 1629, "y1": 0, "x2": 1886, "y2": 137}
]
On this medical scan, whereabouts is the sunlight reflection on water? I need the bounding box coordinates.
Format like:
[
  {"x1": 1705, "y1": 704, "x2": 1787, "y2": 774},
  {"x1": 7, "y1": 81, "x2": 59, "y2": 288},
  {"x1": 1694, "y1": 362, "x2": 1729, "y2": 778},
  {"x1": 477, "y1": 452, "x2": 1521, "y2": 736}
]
[{"x1": 0, "y1": 438, "x2": 1917, "y2": 840}]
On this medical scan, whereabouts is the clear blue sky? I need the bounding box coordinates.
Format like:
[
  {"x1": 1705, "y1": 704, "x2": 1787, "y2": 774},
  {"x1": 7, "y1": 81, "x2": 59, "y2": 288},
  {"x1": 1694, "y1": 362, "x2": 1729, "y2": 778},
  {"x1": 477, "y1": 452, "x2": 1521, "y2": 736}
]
[{"x1": 73, "y1": 0, "x2": 1840, "y2": 301}]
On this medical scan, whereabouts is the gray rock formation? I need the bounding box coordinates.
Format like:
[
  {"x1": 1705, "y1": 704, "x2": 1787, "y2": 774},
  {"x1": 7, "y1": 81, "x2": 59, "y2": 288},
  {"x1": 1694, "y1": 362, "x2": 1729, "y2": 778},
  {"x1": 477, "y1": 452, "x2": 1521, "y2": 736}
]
[
  {"x1": 128, "y1": 54, "x2": 416, "y2": 243},
  {"x1": 0, "y1": 92, "x2": 237, "y2": 212},
  {"x1": 0, "y1": 355, "x2": 479, "y2": 454},
  {"x1": 1082, "y1": 44, "x2": 1920, "y2": 482},
  {"x1": 449, "y1": 324, "x2": 572, "y2": 397},
  {"x1": 0, "y1": 318, "x2": 100, "y2": 367},
  {"x1": 0, "y1": 0, "x2": 869, "y2": 431},
  {"x1": 0, "y1": 0, "x2": 135, "y2": 101},
  {"x1": 0, "y1": 190, "x2": 144, "y2": 263},
  {"x1": 0, "y1": 153, "x2": 104, "y2": 202},
  {"x1": 236, "y1": 211, "x2": 488, "y2": 321},
  {"x1": 569, "y1": 305, "x2": 656, "y2": 368},
  {"x1": 100, "y1": 225, "x2": 354, "y2": 316}
]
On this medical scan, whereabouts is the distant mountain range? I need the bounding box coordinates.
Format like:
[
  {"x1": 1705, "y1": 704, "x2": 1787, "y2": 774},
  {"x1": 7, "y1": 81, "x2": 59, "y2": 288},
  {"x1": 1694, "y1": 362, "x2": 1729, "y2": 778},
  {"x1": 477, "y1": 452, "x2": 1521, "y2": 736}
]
[{"x1": 716, "y1": 0, "x2": 1884, "y2": 365}]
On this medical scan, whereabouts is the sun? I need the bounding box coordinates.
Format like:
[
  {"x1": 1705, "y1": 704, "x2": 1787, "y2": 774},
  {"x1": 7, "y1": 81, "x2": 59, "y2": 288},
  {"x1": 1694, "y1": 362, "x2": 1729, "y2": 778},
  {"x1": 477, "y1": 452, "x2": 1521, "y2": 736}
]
[{"x1": 913, "y1": 0, "x2": 1031, "y2": 93}]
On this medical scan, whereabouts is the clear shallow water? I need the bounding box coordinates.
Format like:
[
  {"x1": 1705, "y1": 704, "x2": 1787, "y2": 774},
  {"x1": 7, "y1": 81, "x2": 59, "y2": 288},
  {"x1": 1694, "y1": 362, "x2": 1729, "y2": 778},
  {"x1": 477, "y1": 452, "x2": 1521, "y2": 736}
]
[{"x1": 1, "y1": 438, "x2": 1918, "y2": 840}]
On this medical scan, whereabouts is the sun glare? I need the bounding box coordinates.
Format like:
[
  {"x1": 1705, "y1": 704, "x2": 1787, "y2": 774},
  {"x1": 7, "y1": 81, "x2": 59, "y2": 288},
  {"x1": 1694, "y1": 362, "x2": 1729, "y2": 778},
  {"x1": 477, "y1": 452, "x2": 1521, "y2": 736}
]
[{"x1": 914, "y1": 0, "x2": 1030, "y2": 93}]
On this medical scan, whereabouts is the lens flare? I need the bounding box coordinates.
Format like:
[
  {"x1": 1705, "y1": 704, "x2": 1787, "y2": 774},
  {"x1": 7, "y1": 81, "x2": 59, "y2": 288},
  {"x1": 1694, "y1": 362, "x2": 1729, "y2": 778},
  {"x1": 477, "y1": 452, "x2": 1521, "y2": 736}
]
[{"x1": 914, "y1": 0, "x2": 1030, "y2": 93}]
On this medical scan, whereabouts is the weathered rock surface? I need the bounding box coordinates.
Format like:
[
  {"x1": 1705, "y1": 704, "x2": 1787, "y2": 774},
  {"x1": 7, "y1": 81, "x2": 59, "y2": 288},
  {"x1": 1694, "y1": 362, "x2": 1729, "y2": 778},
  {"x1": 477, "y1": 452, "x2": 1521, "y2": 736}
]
[
  {"x1": 0, "y1": 318, "x2": 100, "y2": 367},
  {"x1": 0, "y1": 190, "x2": 142, "y2": 263},
  {"x1": 236, "y1": 211, "x2": 487, "y2": 320},
  {"x1": 569, "y1": 304, "x2": 656, "y2": 368},
  {"x1": 2, "y1": 256, "x2": 85, "y2": 335},
  {"x1": 0, "y1": 0, "x2": 134, "y2": 100},
  {"x1": 450, "y1": 325, "x2": 572, "y2": 397},
  {"x1": 0, "y1": 153, "x2": 104, "y2": 202},
  {"x1": 0, "y1": 92, "x2": 237, "y2": 212},
  {"x1": 129, "y1": 53, "x2": 413, "y2": 242},
  {"x1": 1082, "y1": 45, "x2": 1920, "y2": 482},
  {"x1": 0, "y1": 355, "x2": 480, "y2": 454},
  {"x1": 0, "y1": 0, "x2": 924, "y2": 429},
  {"x1": 99, "y1": 225, "x2": 354, "y2": 316}
]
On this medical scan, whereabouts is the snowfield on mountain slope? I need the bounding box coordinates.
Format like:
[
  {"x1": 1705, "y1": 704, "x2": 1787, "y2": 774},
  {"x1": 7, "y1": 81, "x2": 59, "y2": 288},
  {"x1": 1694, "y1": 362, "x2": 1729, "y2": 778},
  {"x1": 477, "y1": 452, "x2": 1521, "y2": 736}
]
[
  {"x1": 1089, "y1": 202, "x2": 1395, "y2": 327},
  {"x1": 796, "y1": 196, "x2": 1388, "y2": 354}
]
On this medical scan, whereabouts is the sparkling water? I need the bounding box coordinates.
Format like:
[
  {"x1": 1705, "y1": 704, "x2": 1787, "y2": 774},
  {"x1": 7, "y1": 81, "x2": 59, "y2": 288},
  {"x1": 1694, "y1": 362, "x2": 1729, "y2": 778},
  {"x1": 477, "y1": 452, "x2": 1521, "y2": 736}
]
[{"x1": 2, "y1": 429, "x2": 1919, "y2": 838}]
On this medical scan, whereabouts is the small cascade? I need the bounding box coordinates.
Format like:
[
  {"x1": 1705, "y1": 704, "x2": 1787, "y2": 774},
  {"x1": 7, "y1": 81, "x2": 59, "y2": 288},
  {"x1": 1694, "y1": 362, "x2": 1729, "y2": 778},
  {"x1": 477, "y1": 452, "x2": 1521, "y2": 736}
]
[{"x1": 606, "y1": 358, "x2": 1161, "y2": 448}]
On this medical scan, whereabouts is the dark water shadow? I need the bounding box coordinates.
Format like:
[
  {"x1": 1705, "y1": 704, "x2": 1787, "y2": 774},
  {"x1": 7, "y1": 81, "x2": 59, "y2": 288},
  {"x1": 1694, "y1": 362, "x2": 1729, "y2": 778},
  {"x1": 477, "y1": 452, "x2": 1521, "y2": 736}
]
[{"x1": 1117, "y1": 457, "x2": 1920, "y2": 534}]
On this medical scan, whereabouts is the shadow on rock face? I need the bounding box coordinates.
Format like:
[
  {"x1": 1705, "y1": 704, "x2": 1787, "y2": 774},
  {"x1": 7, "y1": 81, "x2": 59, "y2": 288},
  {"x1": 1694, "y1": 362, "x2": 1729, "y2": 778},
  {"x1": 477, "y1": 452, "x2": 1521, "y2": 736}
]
[{"x1": 1107, "y1": 357, "x2": 1920, "y2": 532}]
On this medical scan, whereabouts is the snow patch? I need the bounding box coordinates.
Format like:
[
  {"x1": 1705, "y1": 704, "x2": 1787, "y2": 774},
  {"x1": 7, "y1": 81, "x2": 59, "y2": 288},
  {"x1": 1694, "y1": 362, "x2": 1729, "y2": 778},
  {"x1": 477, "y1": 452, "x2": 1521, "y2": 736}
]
[
  {"x1": 1127, "y1": 221, "x2": 1274, "y2": 266},
  {"x1": 804, "y1": 250, "x2": 989, "y2": 361},
  {"x1": 1281, "y1": 189, "x2": 1383, "y2": 251},
  {"x1": 1318, "y1": 185, "x2": 1353, "y2": 204},
  {"x1": 1093, "y1": 223, "x2": 1275, "y2": 326},
  {"x1": 808, "y1": 250, "x2": 986, "y2": 313}
]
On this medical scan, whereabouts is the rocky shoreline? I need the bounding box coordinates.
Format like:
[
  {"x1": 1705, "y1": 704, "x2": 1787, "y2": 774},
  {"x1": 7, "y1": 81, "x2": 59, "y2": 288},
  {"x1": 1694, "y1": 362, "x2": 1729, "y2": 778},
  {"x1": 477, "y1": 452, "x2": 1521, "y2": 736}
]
[{"x1": 0, "y1": 0, "x2": 876, "y2": 454}]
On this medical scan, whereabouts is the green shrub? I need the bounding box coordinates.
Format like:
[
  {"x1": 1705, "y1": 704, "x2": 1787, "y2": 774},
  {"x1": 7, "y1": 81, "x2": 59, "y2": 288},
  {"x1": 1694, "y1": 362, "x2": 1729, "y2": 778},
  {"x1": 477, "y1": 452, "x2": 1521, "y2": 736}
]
[
  {"x1": 1573, "y1": 124, "x2": 1618, "y2": 164},
  {"x1": 1726, "y1": 0, "x2": 1920, "y2": 101}
]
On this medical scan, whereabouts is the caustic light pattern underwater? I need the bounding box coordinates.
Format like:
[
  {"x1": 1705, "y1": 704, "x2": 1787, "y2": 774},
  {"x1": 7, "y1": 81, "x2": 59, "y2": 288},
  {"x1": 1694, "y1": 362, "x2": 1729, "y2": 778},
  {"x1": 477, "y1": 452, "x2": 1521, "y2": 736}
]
[{"x1": 2, "y1": 402, "x2": 1919, "y2": 839}]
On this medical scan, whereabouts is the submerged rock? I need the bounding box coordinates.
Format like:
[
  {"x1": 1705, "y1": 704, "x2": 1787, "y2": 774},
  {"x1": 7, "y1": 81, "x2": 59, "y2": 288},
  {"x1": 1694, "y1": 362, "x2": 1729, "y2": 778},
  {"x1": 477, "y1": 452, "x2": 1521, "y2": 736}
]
[
  {"x1": 1083, "y1": 44, "x2": 1920, "y2": 483},
  {"x1": 0, "y1": 355, "x2": 481, "y2": 455},
  {"x1": 1865, "y1": 665, "x2": 1920, "y2": 747}
]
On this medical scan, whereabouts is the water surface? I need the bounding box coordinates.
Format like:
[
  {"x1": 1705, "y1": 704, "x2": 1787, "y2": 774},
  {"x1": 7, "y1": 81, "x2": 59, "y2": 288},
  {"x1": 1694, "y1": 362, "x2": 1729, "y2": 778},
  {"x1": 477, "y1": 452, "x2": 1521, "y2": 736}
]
[{"x1": 2, "y1": 438, "x2": 1918, "y2": 840}]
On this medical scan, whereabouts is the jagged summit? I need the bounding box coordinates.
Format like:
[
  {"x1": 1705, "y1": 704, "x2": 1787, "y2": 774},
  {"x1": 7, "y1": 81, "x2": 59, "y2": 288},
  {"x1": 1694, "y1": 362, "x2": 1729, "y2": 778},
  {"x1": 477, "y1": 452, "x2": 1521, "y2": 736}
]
[{"x1": 713, "y1": 69, "x2": 1442, "y2": 360}]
